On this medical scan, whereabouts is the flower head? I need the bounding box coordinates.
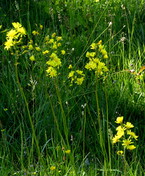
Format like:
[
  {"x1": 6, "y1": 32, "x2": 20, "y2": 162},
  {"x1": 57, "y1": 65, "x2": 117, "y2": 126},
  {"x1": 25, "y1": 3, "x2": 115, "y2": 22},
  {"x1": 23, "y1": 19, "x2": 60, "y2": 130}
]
[
  {"x1": 29, "y1": 55, "x2": 35, "y2": 61},
  {"x1": 117, "y1": 150, "x2": 124, "y2": 155},
  {"x1": 126, "y1": 145, "x2": 136, "y2": 150},
  {"x1": 112, "y1": 135, "x2": 120, "y2": 144},
  {"x1": 127, "y1": 130, "x2": 138, "y2": 140},
  {"x1": 50, "y1": 166, "x2": 56, "y2": 171},
  {"x1": 124, "y1": 122, "x2": 134, "y2": 129},
  {"x1": 122, "y1": 139, "x2": 133, "y2": 147},
  {"x1": 4, "y1": 39, "x2": 14, "y2": 50},
  {"x1": 115, "y1": 116, "x2": 124, "y2": 124},
  {"x1": 65, "y1": 150, "x2": 71, "y2": 154}
]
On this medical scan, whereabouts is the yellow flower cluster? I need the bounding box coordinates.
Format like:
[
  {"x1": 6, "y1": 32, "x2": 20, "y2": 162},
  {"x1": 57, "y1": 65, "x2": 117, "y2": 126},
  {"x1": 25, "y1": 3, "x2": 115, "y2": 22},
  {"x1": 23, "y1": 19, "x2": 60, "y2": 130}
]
[
  {"x1": 44, "y1": 33, "x2": 65, "y2": 78},
  {"x1": 85, "y1": 40, "x2": 109, "y2": 76},
  {"x1": 46, "y1": 53, "x2": 62, "y2": 77},
  {"x1": 44, "y1": 32, "x2": 63, "y2": 50},
  {"x1": 90, "y1": 40, "x2": 108, "y2": 59},
  {"x1": 68, "y1": 69, "x2": 85, "y2": 85},
  {"x1": 4, "y1": 22, "x2": 26, "y2": 50},
  {"x1": 21, "y1": 30, "x2": 65, "y2": 76},
  {"x1": 112, "y1": 116, "x2": 138, "y2": 155}
]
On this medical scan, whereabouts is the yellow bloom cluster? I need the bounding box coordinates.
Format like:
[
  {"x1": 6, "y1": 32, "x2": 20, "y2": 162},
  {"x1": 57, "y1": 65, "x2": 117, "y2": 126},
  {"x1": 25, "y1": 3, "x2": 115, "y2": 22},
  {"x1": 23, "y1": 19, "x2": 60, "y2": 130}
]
[
  {"x1": 43, "y1": 33, "x2": 65, "y2": 78},
  {"x1": 112, "y1": 116, "x2": 138, "y2": 155},
  {"x1": 46, "y1": 53, "x2": 62, "y2": 77},
  {"x1": 44, "y1": 33, "x2": 63, "y2": 50},
  {"x1": 85, "y1": 57, "x2": 108, "y2": 75},
  {"x1": 85, "y1": 41, "x2": 109, "y2": 76},
  {"x1": 90, "y1": 40, "x2": 108, "y2": 59},
  {"x1": 68, "y1": 69, "x2": 85, "y2": 85},
  {"x1": 4, "y1": 22, "x2": 26, "y2": 50}
]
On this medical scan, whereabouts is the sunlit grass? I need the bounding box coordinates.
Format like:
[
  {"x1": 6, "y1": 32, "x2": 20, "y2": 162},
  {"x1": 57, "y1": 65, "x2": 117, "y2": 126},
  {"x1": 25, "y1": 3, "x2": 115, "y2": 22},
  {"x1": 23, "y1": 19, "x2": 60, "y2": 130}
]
[{"x1": 0, "y1": 0, "x2": 145, "y2": 175}]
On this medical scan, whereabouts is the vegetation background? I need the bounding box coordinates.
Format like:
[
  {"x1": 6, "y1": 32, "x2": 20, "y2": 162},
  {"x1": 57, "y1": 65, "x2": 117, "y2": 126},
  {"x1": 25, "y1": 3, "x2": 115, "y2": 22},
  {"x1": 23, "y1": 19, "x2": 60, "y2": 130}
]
[{"x1": 0, "y1": 0, "x2": 145, "y2": 175}]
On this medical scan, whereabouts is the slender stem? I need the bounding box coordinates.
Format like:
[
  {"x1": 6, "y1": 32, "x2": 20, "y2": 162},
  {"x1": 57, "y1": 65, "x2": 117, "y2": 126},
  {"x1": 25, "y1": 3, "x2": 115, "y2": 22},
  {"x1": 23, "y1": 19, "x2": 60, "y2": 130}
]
[
  {"x1": 95, "y1": 77, "x2": 102, "y2": 147},
  {"x1": 14, "y1": 57, "x2": 42, "y2": 163},
  {"x1": 104, "y1": 81, "x2": 112, "y2": 169},
  {"x1": 54, "y1": 79, "x2": 69, "y2": 146},
  {"x1": 47, "y1": 89, "x2": 65, "y2": 145}
]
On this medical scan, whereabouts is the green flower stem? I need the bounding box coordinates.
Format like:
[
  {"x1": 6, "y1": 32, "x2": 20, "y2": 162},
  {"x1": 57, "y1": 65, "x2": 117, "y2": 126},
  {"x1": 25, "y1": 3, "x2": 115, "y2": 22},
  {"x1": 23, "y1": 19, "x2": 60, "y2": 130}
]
[
  {"x1": 95, "y1": 76, "x2": 102, "y2": 148},
  {"x1": 104, "y1": 81, "x2": 112, "y2": 170},
  {"x1": 95, "y1": 76, "x2": 108, "y2": 175},
  {"x1": 47, "y1": 89, "x2": 65, "y2": 145},
  {"x1": 14, "y1": 56, "x2": 42, "y2": 163},
  {"x1": 54, "y1": 79, "x2": 69, "y2": 146}
]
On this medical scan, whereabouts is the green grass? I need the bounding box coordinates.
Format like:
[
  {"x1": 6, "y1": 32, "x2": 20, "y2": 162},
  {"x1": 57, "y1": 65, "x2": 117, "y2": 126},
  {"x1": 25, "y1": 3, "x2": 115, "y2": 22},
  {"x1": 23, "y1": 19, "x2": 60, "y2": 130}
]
[{"x1": 0, "y1": 0, "x2": 145, "y2": 175}]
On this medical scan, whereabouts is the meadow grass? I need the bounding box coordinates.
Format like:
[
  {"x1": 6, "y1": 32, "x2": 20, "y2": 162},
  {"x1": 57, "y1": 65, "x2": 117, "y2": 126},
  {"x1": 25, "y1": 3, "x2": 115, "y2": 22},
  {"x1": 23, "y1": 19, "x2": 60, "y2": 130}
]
[{"x1": 0, "y1": 0, "x2": 145, "y2": 175}]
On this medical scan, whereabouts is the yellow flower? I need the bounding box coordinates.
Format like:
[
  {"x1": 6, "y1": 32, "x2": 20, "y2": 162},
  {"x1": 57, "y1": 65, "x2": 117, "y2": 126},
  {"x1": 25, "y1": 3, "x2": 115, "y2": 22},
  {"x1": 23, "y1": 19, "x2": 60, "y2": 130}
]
[
  {"x1": 122, "y1": 139, "x2": 133, "y2": 147},
  {"x1": 126, "y1": 145, "x2": 136, "y2": 150},
  {"x1": 112, "y1": 135, "x2": 120, "y2": 144},
  {"x1": 65, "y1": 150, "x2": 71, "y2": 154},
  {"x1": 42, "y1": 50, "x2": 49, "y2": 55},
  {"x1": 68, "y1": 71, "x2": 75, "y2": 78},
  {"x1": 97, "y1": 40, "x2": 102, "y2": 45},
  {"x1": 116, "y1": 125, "x2": 124, "y2": 131},
  {"x1": 32, "y1": 172, "x2": 37, "y2": 175},
  {"x1": 98, "y1": 44, "x2": 104, "y2": 50},
  {"x1": 68, "y1": 64, "x2": 72, "y2": 69},
  {"x1": 12, "y1": 22, "x2": 22, "y2": 29},
  {"x1": 29, "y1": 55, "x2": 35, "y2": 61},
  {"x1": 93, "y1": 58, "x2": 100, "y2": 63},
  {"x1": 101, "y1": 49, "x2": 107, "y2": 55},
  {"x1": 116, "y1": 129, "x2": 124, "y2": 138},
  {"x1": 40, "y1": 24, "x2": 43, "y2": 30},
  {"x1": 75, "y1": 77, "x2": 85, "y2": 85},
  {"x1": 44, "y1": 35, "x2": 49, "y2": 41},
  {"x1": 57, "y1": 43, "x2": 62, "y2": 47},
  {"x1": 28, "y1": 45, "x2": 33, "y2": 50},
  {"x1": 89, "y1": 52, "x2": 96, "y2": 57},
  {"x1": 32, "y1": 31, "x2": 39, "y2": 35},
  {"x1": 117, "y1": 150, "x2": 124, "y2": 155},
  {"x1": 51, "y1": 32, "x2": 56, "y2": 38},
  {"x1": 52, "y1": 43, "x2": 57, "y2": 49},
  {"x1": 46, "y1": 58, "x2": 61, "y2": 68},
  {"x1": 50, "y1": 53, "x2": 58, "y2": 59},
  {"x1": 35, "y1": 46, "x2": 41, "y2": 51},
  {"x1": 115, "y1": 116, "x2": 124, "y2": 124},
  {"x1": 4, "y1": 39, "x2": 14, "y2": 50},
  {"x1": 103, "y1": 54, "x2": 108, "y2": 59},
  {"x1": 46, "y1": 67, "x2": 57, "y2": 77},
  {"x1": 29, "y1": 40, "x2": 33, "y2": 44},
  {"x1": 1, "y1": 129, "x2": 5, "y2": 132},
  {"x1": 17, "y1": 27, "x2": 26, "y2": 35},
  {"x1": 85, "y1": 61, "x2": 97, "y2": 70},
  {"x1": 56, "y1": 36, "x2": 62, "y2": 41},
  {"x1": 61, "y1": 50, "x2": 66, "y2": 55},
  {"x1": 127, "y1": 130, "x2": 138, "y2": 140},
  {"x1": 6, "y1": 29, "x2": 17, "y2": 39},
  {"x1": 49, "y1": 39, "x2": 54, "y2": 44},
  {"x1": 68, "y1": 70, "x2": 85, "y2": 85},
  {"x1": 86, "y1": 52, "x2": 91, "y2": 58},
  {"x1": 124, "y1": 122, "x2": 134, "y2": 129},
  {"x1": 50, "y1": 166, "x2": 56, "y2": 171},
  {"x1": 76, "y1": 70, "x2": 84, "y2": 75},
  {"x1": 90, "y1": 43, "x2": 97, "y2": 50}
]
